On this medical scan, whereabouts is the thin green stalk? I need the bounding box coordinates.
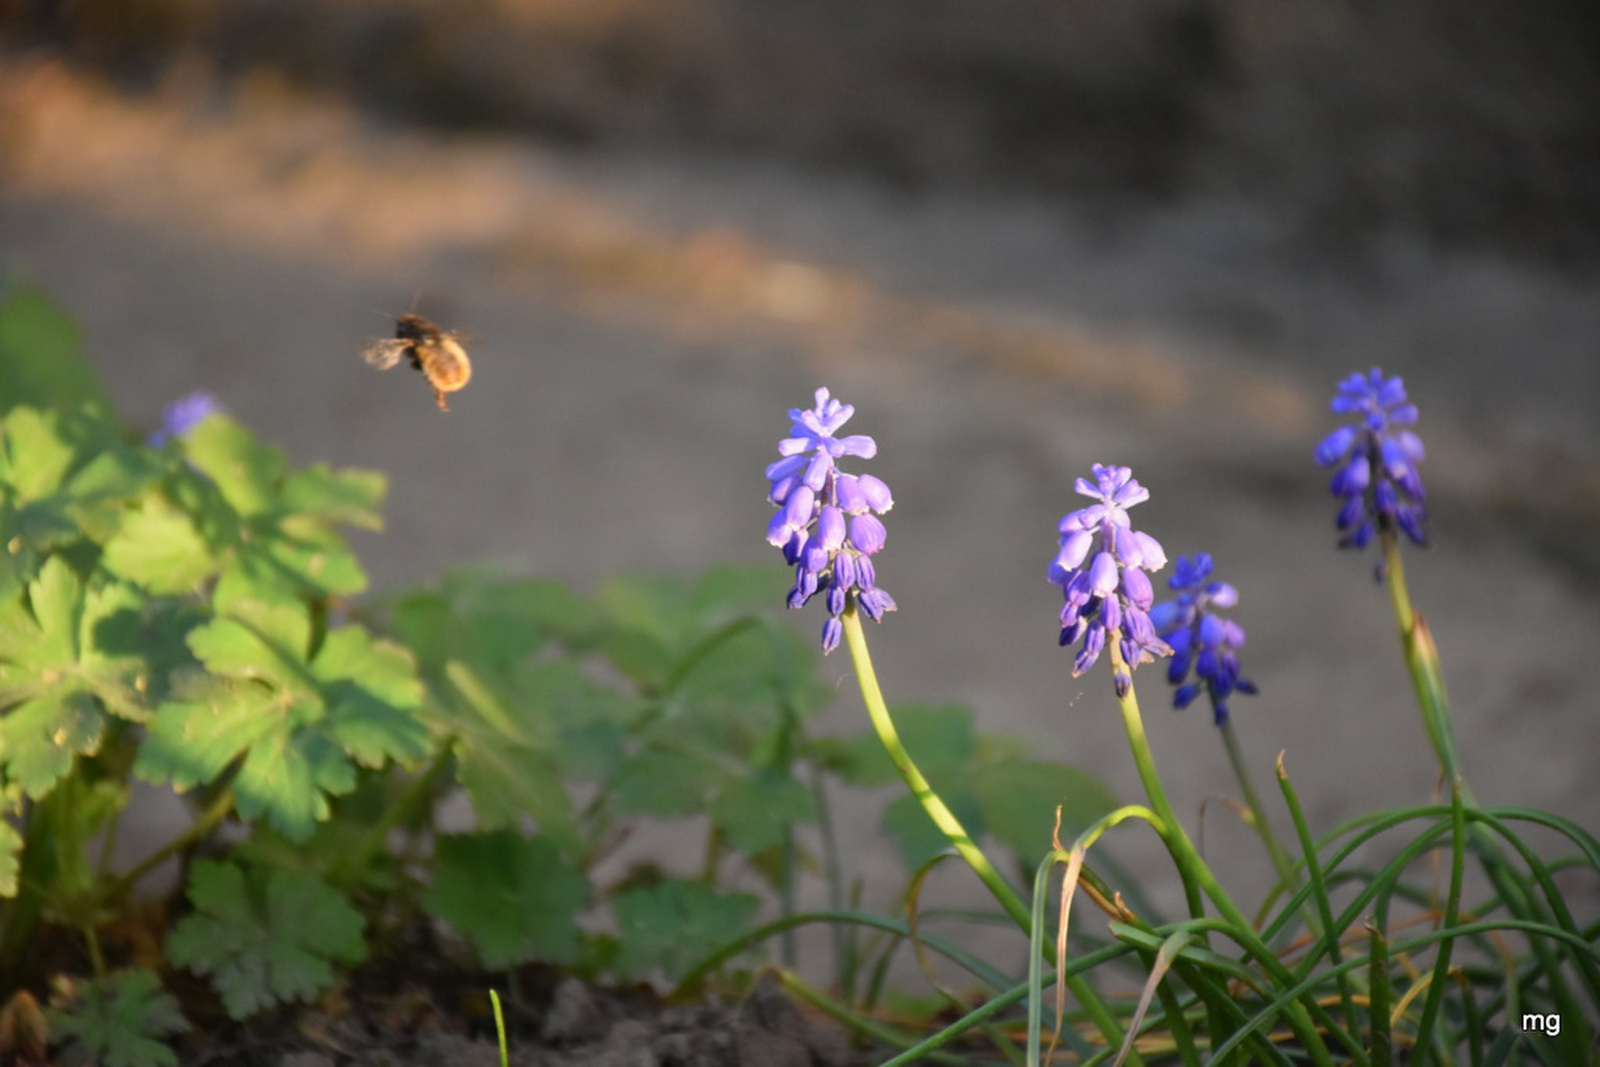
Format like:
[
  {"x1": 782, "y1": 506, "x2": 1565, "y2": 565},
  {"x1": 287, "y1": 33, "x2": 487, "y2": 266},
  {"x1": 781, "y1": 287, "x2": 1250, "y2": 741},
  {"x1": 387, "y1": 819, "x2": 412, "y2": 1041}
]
[
  {"x1": 1107, "y1": 644, "x2": 1205, "y2": 923},
  {"x1": 1217, "y1": 719, "x2": 1300, "y2": 906},
  {"x1": 1366, "y1": 922, "x2": 1392, "y2": 1067},
  {"x1": 1109, "y1": 642, "x2": 1341, "y2": 1067},
  {"x1": 1381, "y1": 535, "x2": 1466, "y2": 797},
  {"x1": 490, "y1": 988, "x2": 509, "y2": 1067},
  {"x1": 1411, "y1": 779, "x2": 1466, "y2": 1062},
  {"x1": 105, "y1": 784, "x2": 235, "y2": 903},
  {"x1": 1384, "y1": 537, "x2": 1599, "y2": 1038},
  {"x1": 329, "y1": 747, "x2": 452, "y2": 887},
  {"x1": 1276, "y1": 755, "x2": 1359, "y2": 1046},
  {"x1": 840, "y1": 608, "x2": 1129, "y2": 1057},
  {"x1": 841, "y1": 609, "x2": 1027, "y2": 929},
  {"x1": 809, "y1": 764, "x2": 856, "y2": 999},
  {"x1": 776, "y1": 968, "x2": 974, "y2": 1066}
]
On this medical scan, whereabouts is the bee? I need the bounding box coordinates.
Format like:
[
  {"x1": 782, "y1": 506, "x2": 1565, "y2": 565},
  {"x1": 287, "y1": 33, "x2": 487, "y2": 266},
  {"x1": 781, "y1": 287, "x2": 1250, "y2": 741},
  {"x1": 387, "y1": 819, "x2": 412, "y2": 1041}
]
[{"x1": 362, "y1": 313, "x2": 473, "y2": 411}]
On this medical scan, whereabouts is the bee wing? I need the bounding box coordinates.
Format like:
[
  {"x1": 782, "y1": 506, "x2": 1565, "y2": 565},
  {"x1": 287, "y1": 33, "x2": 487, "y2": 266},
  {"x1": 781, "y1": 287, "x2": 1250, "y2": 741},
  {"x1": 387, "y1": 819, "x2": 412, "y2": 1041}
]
[{"x1": 362, "y1": 338, "x2": 408, "y2": 370}]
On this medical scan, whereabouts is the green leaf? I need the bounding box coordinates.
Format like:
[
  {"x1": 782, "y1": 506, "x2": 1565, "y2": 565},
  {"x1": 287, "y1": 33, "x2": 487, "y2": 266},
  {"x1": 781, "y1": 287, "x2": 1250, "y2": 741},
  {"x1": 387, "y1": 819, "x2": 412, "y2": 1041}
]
[
  {"x1": 881, "y1": 790, "x2": 986, "y2": 871},
  {"x1": 0, "y1": 559, "x2": 146, "y2": 799},
  {"x1": 47, "y1": 970, "x2": 188, "y2": 1067},
  {"x1": 710, "y1": 773, "x2": 815, "y2": 855},
  {"x1": 824, "y1": 704, "x2": 976, "y2": 788},
  {"x1": 433, "y1": 660, "x2": 576, "y2": 843},
  {"x1": 0, "y1": 286, "x2": 111, "y2": 417},
  {"x1": 424, "y1": 832, "x2": 588, "y2": 969},
  {"x1": 100, "y1": 497, "x2": 213, "y2": 594},
  {"x1": 135, "y1": 599, "x2": 426, "y2": 842},
  {"x1": 611, "y1": 749, "x2": 721, "y2": 817},
  {"x1": 0, "y1": 692, "x2": 105, "y2": 797},
  {"x1": 163, "y1": 416, "x2": 377, "y2": 597},
  {"x1": 0, "y1": 406, "x2": 76, "y2": 501},
  {"x1": 280, "y1": 464, "x2": 386, "y2": 530},
  {"x1": 166, "y1": 860, "x2": 365, "y2": 1021},
  {"x1": 180, "y1": 416, "x2": 286, "y2": 518},
  {"x1": 611, "y1": 880, "x2": 760, "y2": 983},
  {"x1": 971, "y1": 760, "x2": 1119, "y2": 868}
]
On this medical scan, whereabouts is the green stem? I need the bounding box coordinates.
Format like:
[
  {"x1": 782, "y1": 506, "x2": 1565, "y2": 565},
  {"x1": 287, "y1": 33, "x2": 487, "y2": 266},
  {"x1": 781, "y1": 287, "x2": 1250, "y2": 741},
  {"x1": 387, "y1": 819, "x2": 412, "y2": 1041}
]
[
  {"x1": 329, "y1": 748, "x2": 452, "y2": 887},
  {"x1": 841, "y1": 608, "x2": 1029, "y2": 932},
  {"x1": 840, "y1": 608, "x2": 1130, "y2": 1058},
  {"x1": 1217, "y1": 719, "x2": 1299, "y2": 904},
  {"x1": 1383, "y1": 537, "x2": 1597, "y2": 1036},
  {"x1": 1381, "y1": 534, "x2": 1465, "y2": 793},
  {"x1": 105, "y1": 784, "x2": 235, "y2": 904},
  {"x1": 1109, "y1": 642, "x2": 1206, "y2": 923},
  {"x1": 1109, "y1": 640, "x2": 1341, "y2": 1067}
]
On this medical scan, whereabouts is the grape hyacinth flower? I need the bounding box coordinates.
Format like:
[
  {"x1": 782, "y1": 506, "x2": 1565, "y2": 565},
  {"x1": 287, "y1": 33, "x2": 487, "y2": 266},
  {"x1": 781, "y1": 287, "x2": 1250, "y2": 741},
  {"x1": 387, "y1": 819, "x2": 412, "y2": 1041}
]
[
  {"x1": 766, "y1": 388, "x2": 895, "y2": 653},
  {"x1": 1150, "y1": 553, "x2": 1256, "y2": 726},
  {"x1": 1049, "y1": 464, "x2": 1170, "y2": 695},
  {"x1": 1315, "y1": 367, "x2": 1427, "y2": 552},
  {"x1": 148, "y1": 391, "x2": 222, "y2": 446}
]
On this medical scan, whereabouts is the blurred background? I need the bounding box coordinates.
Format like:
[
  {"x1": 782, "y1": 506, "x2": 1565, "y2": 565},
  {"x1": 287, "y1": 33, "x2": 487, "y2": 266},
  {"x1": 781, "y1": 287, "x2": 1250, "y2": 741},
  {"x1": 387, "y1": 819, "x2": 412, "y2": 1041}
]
[{"x1": 2, "y1": 0, "x2": 1598, "y2": 921}]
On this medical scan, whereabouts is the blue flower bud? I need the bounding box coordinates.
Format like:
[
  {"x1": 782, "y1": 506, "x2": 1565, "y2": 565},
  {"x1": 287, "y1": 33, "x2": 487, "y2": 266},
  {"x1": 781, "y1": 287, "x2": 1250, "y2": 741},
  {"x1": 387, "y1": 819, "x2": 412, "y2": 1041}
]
[
  {"x1": 1316, "y1": 367, "x2": 1429, "y2": 554},
  {"x1": 1152, "y1": 552, "x2": 1256, "y2": 726}
]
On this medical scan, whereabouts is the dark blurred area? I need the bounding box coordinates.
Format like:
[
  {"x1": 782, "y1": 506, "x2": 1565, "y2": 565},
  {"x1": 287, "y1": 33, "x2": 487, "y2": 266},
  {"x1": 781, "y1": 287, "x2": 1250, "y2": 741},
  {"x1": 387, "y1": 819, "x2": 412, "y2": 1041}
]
[{"x1": 6, "y1": 0, "x2": 1599, "y2": 268}]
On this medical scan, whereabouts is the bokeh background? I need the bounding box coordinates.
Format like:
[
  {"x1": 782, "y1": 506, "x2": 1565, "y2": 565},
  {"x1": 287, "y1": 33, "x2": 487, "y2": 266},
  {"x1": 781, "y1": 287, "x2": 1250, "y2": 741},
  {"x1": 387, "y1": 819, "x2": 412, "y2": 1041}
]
[{"x1": 3, "y1": 0, "x2": 1598, "y2": 929}]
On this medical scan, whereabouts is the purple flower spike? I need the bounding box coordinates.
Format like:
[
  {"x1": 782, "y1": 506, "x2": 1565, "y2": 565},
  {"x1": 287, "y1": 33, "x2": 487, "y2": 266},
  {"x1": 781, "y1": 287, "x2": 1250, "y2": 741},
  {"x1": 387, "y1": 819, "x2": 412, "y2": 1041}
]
[
  {"x1": 1048, "y1": 464, "x2": 1171, "y2": 684},
  {"x1": 1315, "y1": 367, "x2": 1428, "y2": 562},
  {"x1": 766, "y1": 388, "x2": 896, "y2": 652},
  {"x1": 149, "y1": 391, "x2": 222, "y2": 446},
  {"x1": 1150, "y1": 552, "x2": 1257, "y2": 726}
]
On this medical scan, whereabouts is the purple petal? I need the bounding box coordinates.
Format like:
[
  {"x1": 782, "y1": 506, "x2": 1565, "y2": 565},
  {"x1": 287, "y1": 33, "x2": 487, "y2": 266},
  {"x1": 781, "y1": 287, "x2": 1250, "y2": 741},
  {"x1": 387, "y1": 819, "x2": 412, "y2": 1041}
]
[
  {"x1": 1056, "y1": 529, "x2": 1093, "y2": 572},
  {"x1": 832, "y1": 434, "x2": 878, "y2": 459},
  {"x1": 848, "y1": 513, "x2": 887, "y2": 555},
  {"x1": 802, "y1": 451, "x2": 833, "y2": 491},
  {"x1": 1330, "y1": 455, "x2": 1370, "y2": 496},
  {"x1": 817, "y1": 506, "x2": 846, "y2": 551},
  {"x1": 857, "y1": 474, "x2": 894, "y2": 513},
  {"x1": 821, "y1": 617, "x2": 843, "y2": 654},
  {"x1": 859, "y1": 587, "x2": 896, "y2": 620},
  {"x1": 1130, "y1": 532, "x2": 1166, "y2": 572},
  {"x1": 833, "y1": 552, "x2": 858, "y2": 591},
  {"x1": 1088, "y1": 551, "x2": 1119, "y2": 596},
  {"x1": 834, "y1": 474, "x2": 866, "y2": 514},
  {"x1": 1121, "y1": 566, "x2": 1154, "y2": 610},
  {"x1": 1315, "y1": 425, "x2": 1358, "y2": 466}
]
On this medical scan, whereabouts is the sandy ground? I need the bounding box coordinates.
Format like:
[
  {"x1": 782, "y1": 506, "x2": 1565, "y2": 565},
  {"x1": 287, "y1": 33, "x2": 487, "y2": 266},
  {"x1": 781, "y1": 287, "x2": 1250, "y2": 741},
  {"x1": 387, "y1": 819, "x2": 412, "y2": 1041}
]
[{"x1": 2, "y1": 55, "x2": 1598, "y2": 949}]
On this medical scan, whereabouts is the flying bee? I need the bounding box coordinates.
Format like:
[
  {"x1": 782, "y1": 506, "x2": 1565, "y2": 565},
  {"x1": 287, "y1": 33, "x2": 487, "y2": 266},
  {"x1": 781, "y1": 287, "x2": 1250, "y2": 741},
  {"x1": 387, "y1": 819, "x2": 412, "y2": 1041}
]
[{"x1": 362, "y1": 313, "x2": 473, "y2": 411}]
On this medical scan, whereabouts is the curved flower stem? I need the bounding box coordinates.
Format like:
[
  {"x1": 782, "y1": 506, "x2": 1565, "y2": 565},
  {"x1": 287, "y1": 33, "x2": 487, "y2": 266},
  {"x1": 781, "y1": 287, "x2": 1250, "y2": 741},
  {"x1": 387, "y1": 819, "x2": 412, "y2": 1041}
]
[
  {"x1": 1108, "y1": 641, "x2": 1206, "y2": 923},
  {"x1": 841, "y1": 608, "x2": 1028, "y2": 930},
  {"x1": 840, "y1": 608, "x2": 1130, "y2": 1055}
]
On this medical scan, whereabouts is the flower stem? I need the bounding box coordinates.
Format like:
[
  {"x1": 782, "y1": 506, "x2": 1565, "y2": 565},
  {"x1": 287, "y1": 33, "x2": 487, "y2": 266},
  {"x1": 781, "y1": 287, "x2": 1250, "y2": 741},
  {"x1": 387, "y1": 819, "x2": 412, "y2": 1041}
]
[
  {"x1": 1217, "y1": 718, "x2": 1301, "y2": 904},
  {"x1": 841, "y1": 609, "x2": 1029, "y2": 931},
  {"x1": 1381, "y1": 534, "x2": 1467, "y2": 795},
  {"x1": 1108, "y1": 640, "x2": 1339, "y2": 1067},
  {"x1": 840, "y1": 608, "x2": 1131, "y2": 1056}
]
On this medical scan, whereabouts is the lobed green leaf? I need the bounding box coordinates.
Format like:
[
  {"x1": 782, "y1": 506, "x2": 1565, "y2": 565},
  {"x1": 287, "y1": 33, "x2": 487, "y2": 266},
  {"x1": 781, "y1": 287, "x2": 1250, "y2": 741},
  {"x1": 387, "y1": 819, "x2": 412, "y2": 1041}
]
[
  {"x1": 47, "y1": 970, "x2": 189, "y2": 1067},
  {"x1": 424, "y1": 831, "x2": 588, "y2": 969},
  {"x1": 166, "y1": 860, "x2": 365, "y2": 1021},
  {"x1": 611, "y1": 879, "x2": 761, "y2": 983}
]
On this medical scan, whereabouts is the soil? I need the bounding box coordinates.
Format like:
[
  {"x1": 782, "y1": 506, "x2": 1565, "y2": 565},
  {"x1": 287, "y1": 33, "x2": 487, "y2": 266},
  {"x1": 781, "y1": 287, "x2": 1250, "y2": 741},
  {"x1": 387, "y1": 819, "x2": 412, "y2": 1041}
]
[{"x1": 177, "y1": 971, "x2": 871, "y2": 1067}]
